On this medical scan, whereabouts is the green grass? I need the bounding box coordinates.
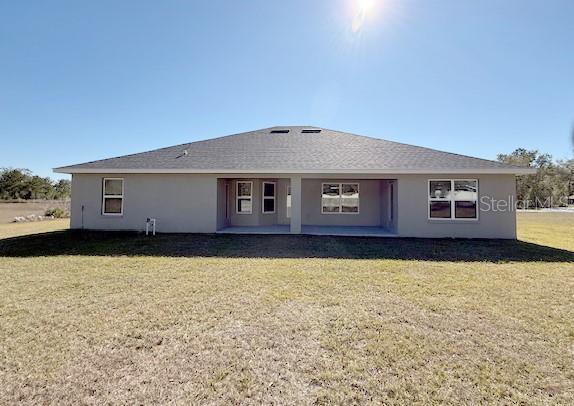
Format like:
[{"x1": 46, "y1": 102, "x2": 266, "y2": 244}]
[{"x1": 0, "y1": 213, "x2": 573, "y2": 404}]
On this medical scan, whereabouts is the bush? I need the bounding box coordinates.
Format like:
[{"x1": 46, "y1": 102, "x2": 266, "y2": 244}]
[{"x1": 45, "y1": 207, "x2": 67, "y2": 218}]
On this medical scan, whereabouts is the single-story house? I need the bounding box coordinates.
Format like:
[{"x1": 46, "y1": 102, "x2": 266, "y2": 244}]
[{"x1": 54, "y1": 126, "x2": 535, "y2": 238}]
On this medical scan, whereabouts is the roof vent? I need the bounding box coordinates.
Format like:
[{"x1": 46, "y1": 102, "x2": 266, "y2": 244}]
[
  {"x1": 301, "y1": 129, "x2": 321, "y2": 133},
  {"x1": 270, "y1": 129, "x2": 290, "y2": 134},
  {"x1": 176, "y1": 149, "x2": 189, "y2": 159}
]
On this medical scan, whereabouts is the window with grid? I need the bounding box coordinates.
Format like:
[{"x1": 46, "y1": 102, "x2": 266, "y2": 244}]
[
  {"x1": 102, "y1": 178, "x2": 124, "y2": 215},
  {"x1": 236, "y1": 181, "x2": 253, "y2": 214},
  {"x1": 321, "y1": 183, "x2": 359, "y2": 214},
  {"x1": 429, "y1": 179, "x2": 478, "y2": 220},
  {"x1": 262, "y1": 182, "x2": 276, "y2": 213}
]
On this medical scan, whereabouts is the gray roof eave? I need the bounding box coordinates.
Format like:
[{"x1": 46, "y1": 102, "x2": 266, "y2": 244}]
[{"x1": 53, "y1": 167, "x2": 536, "y2": 175}]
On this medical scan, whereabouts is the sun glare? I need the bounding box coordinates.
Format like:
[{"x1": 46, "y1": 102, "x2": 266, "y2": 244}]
[
  {"x1": 358, "y1": 0, "x2": 375, "y2": 14},
  {"x1": 352, "y1": 0, "x2": 377, "y2": 33}
]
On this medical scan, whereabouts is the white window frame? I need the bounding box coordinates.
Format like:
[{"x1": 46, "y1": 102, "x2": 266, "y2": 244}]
[
  {"x1": 428, "y1": 179, "x2": 479, "y2": 221},
  {"x1": 102, "y1": 177, "x2": 124, "y2": 216},
  {"x1": 321, "y1": 182, "x2": 360, "y2": 214},
  {"x1": 236, "y1": 181, "x2": 253, "y2": 214},
  {"x1": 261, "y1": 181, "x2": 276, "y2": 214},
  {"x1": 286, "y1": 185, "x2": 291, "y2": 219}
]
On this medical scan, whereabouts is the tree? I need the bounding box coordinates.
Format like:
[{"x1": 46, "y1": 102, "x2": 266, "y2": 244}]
[
  {"x1": 53, "y1": 179, "x2": 71, "y2": 200},
  {"x1": 0, "y1": 168, "x2": 32, "y2": 199},
  {"x1": 0, "y1": 168, "x2": 71, "y2": 200},
  {"x1": 558, "y1": 159, "x2": 574, "y2": 201},
  {"x1": 497, "y1": 149, "x2": 572, "y2": 208},
  {"x1": 23, "y1": 176, "x2": 54, "y2": 199}
]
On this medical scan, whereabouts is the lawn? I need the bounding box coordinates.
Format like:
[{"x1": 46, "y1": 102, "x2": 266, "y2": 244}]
[
  {"x1": 517, "y1": 211, "x2": 574, "y2": 251},
  {"x1": 0, "y1": 214, "x2": 573, "y2": 404}
]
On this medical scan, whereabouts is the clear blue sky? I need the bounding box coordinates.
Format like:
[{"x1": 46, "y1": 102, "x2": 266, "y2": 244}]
[{"x1": 1, "y1": 0, "x2": 573, "y2": 180}]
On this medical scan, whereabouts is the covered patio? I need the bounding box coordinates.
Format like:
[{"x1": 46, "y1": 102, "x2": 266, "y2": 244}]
[
  {"x1": 216, "y1": 176, "x2": 398, "y2": 236},
  {"x1": 216, "y1": 225, "x2": 397, "y2": 237}
]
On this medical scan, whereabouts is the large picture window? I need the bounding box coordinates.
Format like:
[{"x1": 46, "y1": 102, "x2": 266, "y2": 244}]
[
  {"x1": 102, "y1": 178, "x2": 124, "y2": 215},
  {"x1": 236, "y1": 181, "x2": 253, "y2": 214},
  {"x1": 429, "y1": 179, "x2": 478, "y2": 220},
  {"x1": 262, "y1": 182, "x2": 276, "y2": 214},
  {"x1": 322, "y1": 183, "x2": 359, "y2": 214}
]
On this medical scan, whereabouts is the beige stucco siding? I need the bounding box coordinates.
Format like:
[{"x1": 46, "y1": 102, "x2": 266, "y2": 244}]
[{"x1": 71, "y1": 173, "x2": 218, "y2": 233}]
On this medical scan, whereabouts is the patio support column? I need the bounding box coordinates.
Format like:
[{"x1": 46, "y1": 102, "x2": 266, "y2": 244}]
[{"x1": 290, "y1": 176, "x2": 302, "y2": 234}]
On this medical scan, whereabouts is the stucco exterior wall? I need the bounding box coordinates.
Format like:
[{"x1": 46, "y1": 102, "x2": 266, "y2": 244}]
[
  {"x1": 225, "y1": 178, "x2": 280, "y2": 227},
  {"x1": 216, "y1": 178, "x2": 228, "y2": 230},
  {"x1": 301, "y1": 179, "x2": 383, "y2": 227},
  {"x1": 70, "y1": 172, "x2": 517, "y2": 239},
  {"x1": 276, "y1": 178, "x2": 291, "y2": 226},
  {"x1": 395, "y1": 174, "x2": 516, "y2": 239},
  {"x1": 70, "y1": 173, "x2": 218, "y2": 233},
  {"x1": 379, "y1": 179, "x2": 398, "y2": 232}
]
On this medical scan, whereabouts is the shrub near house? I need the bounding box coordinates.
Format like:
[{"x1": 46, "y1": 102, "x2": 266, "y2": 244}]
[{"x1": 45, "y1": 207, "x2": 68, "y2": 218}]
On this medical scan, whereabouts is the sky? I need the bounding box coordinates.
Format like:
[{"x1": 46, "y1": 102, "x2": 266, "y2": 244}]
[{"x1": 1, "y1": 0, "x2": 573, "y2": 180}]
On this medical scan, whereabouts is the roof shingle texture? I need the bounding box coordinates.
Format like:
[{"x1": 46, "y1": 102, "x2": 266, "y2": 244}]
[{"x1": 58, "y1": 126, "x2": 517, "y2": 171}]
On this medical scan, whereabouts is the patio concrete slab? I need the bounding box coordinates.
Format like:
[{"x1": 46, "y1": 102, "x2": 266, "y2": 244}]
[
  {"x1": 217, "y1": 225, "x2": 397, "y2": 237},
  {"x1": 302, "y1": 225, "x2": 397, "y2": 237}
]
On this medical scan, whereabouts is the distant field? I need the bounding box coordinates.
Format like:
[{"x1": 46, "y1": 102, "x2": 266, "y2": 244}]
[
  {"x1": 0, "y1": 212, "x2": 572, "y2": 404},
  {"x1": 0, "y1": 200, "x2": 69, "y2": 223},
  {"x1": 517, "y1": 211, "x2": 574, "y2": 251}
]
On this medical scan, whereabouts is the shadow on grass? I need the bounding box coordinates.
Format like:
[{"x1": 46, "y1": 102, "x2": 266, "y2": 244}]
[{"x1": 0, "y1": 230, "x2": 573, "y2": 262}]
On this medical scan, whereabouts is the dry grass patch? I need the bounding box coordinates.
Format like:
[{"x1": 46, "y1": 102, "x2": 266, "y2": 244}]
[
  {"x1": 0, "y1": 218, "x2": 68, "y2": 239},
  {"x1": 0, "y1": 213, "x2": 573, "y2": 404},
  {"x1": 517, "y1": 211, "x2": 574, "y2": 251},
  {"x1": 0, "y1": 201, "x2": 69, "y2": 224}
]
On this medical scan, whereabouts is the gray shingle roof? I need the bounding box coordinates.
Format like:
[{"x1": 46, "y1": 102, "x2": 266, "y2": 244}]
[{"x1": 54, "y1": 126, "x2": 532, "y2": 174}]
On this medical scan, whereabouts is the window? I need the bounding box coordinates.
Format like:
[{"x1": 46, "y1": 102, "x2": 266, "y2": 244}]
[
  {"x1": 102, "y1": 178, "x2": 123, "y2": 215},
  {"x1": 321, "y1": 183, "x2": 359, "y2": 214},
  {"x1": 429, "y1": 179, "x2": 478, "y2": 220},
  {"x1": 236, "y1": 181, "x2": 253, "y2": 214},
  {"x1": 454, "y1": 180, "x2": 478, "y2": 219},
  {"x1": 262, "y1": 182, "x2": 276, "y2": 213},
  {"x1": 286, "y1": 186, "x2": 291, "y2": 219}
]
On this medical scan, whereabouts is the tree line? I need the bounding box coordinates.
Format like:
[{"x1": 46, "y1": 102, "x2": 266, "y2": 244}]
[
  {"x1": 0, "y1": 168, "x2": 71, "y2": 200},
  {"x1": 497, "y1": 149, "x2": 574, "y2": 208}
]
